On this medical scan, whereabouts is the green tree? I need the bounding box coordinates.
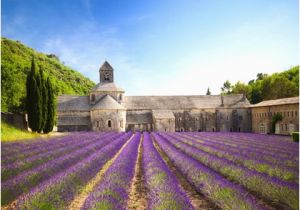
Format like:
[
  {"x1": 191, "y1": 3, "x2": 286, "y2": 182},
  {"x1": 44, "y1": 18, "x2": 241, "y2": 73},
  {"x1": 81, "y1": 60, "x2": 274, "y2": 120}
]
[
  {"x1": 39, "y1": 68, "x2": 48, "y2": 132},
  {"x1": 26, "y1": 58, "x2": 42, "y2": 132},
  {"x1": 43, "y1": 78, "x2": 55, "y2": 133},
  {"x1": 271, "y1": 113, "x2": 283, "y2": 133},
  {"x1": 232, "y1": 81, "x2": 250, "y2": 98},
  {"x1": 249, "y1": 83, "x2": 263, "y2": 104},
  {"x1": 256, "y1": 73, "x2": 268, "y2": 81},
  {"x1": 221, "y1": 80, "x2": 232, "y2": 94},
  {"x1": 206, "y1": 87, "x2": 211, "y2": 95}
]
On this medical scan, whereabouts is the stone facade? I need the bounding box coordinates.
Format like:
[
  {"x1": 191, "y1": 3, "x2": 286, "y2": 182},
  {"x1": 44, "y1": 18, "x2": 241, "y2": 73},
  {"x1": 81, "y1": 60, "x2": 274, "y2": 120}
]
[
  {"x1": 57, "y1": 61, "x2": 298, "y2": 134},
  {"x1": 251, "y1": 97, "x2": 299, "y2": 134}
]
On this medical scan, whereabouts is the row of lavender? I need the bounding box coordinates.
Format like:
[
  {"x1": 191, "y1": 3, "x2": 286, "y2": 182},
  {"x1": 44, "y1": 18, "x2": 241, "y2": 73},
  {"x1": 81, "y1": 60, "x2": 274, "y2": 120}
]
[
  {"x1": 3, "y1": 131, "x2": 195, "y2": 210},
  {"x1": 2, "y1": 132, "x2": 298, "y2": 210},
  {"x1": 1, "y1": 132, "x2": 132, "y2": 207},
  {"x1": 156, "y1": 132, "x2": 299, "y2": 210}
]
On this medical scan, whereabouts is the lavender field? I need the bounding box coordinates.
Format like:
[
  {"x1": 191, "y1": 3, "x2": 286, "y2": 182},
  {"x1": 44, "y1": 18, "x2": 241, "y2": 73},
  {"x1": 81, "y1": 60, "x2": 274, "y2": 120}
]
[{"x1": 1, "y1": 132, "x2": 299, "y2": 210}]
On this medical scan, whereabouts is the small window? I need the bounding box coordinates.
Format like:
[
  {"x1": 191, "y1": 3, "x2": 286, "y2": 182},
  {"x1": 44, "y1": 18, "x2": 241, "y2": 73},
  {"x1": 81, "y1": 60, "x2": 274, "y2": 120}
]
[
  {"x1": 120, "y1": 120, "x2": 123, "y2": 128},
  {"x1": 91, "y1": 94, "x2": 95, "y2": 102},
  {"x1": 295, "y1": 111, "x2": 298, "y2": 116},
  {"x1": 291, "y1": 111, "x2": 294, "y2": 117},
  {"x1": 285, "y1": 124, "x2": 288, "y2": 131},
  {"x1": 96, "y1": 121, "x2": 99, "y2": 127},
  {"x1": 239, "y1": 116, "x2": 243, "y2": 121},
  {"x1": 287, "y1": 112, "x2": 289, "y2": 117},
  {"x1": 195, "y1": 117, "x2": 198, "y2": 121},
  {"x1": 108, "y1": 120, "x2": 112, "y2": 128}
]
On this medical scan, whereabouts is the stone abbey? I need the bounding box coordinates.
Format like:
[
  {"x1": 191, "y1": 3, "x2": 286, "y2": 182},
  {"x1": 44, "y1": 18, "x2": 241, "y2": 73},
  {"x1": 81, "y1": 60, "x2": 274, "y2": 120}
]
[{"x1": 57, "y1": 61, "x2": 299, "y2": 134}]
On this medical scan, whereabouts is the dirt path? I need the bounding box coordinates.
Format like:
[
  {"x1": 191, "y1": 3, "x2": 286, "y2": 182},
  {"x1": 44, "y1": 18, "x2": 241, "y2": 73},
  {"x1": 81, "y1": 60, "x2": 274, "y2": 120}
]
[
  {"x1": 127, "y1": 134, "x2": 148, "y2": 210},
  {"x1": 151, "y1": 135, "x2": 220, "y2": 210},
  {"x1": 67, "y1": 134, "x2": 135, "y2": 210}
]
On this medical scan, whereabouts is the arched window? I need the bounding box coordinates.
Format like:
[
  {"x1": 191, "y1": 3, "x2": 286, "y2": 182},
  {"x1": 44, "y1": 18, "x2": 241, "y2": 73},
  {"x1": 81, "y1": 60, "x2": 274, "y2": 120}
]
[{"x1": 108, "y1": 120, "x2": 112, "y2": 128}]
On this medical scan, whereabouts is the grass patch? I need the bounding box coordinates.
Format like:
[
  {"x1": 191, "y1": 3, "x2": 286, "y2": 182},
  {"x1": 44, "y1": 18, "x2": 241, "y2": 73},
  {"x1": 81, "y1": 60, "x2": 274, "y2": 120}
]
[{"x1": 1, "y1": 122, "x2": 41, "y2": 142}]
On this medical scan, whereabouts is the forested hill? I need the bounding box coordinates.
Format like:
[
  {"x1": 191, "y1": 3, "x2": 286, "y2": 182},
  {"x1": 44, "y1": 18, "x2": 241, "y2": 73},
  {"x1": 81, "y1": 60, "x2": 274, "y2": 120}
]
[
  {"x1": 1, "y1": 37, "x2": 95, "y2": 113},
  {"x1": 221, "y1": 65, "x2": 299, "y2": 104}
]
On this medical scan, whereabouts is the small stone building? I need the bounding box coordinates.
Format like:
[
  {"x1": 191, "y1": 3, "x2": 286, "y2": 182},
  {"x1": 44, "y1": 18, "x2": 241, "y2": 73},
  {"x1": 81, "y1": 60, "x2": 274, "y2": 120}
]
[
  {"x1": 251, "y1": 97, "x2": 299, "y2": 134},
  {"x1": 57, "y1": 61, "x2": 253, "y2": 132}
]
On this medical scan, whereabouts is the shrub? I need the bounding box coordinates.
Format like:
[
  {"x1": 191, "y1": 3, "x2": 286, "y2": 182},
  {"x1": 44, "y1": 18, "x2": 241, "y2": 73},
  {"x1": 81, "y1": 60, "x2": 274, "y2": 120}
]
[{"x1": 291, "y1": 132, "x2": 299, "y2": 142}]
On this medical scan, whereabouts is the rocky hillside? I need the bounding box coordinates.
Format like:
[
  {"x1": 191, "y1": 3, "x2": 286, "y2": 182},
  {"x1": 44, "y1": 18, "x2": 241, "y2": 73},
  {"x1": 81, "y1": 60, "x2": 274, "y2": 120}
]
[{"x1": 1, "y1": 37, "x2": 95, "y2": 112}]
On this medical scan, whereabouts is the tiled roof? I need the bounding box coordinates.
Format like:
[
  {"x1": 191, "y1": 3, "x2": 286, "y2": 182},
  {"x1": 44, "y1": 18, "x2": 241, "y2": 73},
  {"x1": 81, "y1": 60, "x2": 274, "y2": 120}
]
[
  {"x1": 251, "y1": 96, "x2": 299, "y2": 107},
  {"x1": 99, "y1": 61, "x2": 113, "y2": 71},
  {"x1": 122, "y1": 94, "x2": 250, "y2": 110},
  {"x1": 58, "y1": 96, "x2": 90, "y2": 111},
  {"x1": 152, "y1": 110, "x2": 175, "y2": 119},
  {"x1": 91, "y1": 82, "x2": 124, "y2": 92},
  {"x1": 91, "y1": 94, "x2": 126, "y2": 110},
  {"x1": 126, "y1": 112, "x2": 152, "y2": 124}
]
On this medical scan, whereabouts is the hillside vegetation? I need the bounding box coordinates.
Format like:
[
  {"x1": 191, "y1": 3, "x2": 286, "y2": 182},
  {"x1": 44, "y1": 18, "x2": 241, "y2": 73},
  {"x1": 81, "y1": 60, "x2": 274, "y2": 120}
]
[
  {"x1": 1, "y1": 37, "x2": 95, "y2": 113},
  {"x1": 221, "y1": 66, "x2": 299, "y2": 104},
  {"x1": 1, "y1": 122, "x2": 41, "y2": 142}
]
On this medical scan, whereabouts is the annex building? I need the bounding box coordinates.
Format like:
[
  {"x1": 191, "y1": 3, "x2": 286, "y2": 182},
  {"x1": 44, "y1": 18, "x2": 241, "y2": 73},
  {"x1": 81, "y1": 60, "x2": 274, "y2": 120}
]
[{"x1": 57, "y1": 61, "x2": 299, "y2": 134}]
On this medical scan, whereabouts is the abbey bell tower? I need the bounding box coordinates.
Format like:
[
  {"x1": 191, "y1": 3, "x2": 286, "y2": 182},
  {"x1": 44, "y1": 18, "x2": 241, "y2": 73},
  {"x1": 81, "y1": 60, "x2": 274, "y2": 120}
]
[{"x1": 99, "y1": 61, "x2": 114, "y2": 83}]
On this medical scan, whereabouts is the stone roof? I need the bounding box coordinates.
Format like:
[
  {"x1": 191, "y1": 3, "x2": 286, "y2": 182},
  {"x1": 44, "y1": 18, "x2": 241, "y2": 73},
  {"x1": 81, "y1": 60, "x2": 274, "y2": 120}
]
[
  {"x1": 91, "y1": 94, "x2": 126, "y2": 110},
  {"x1": 58, "y1": 116, "x2": 90, "y2": 125},
  {"x1": 152, "y1": 110, "x2": 175, "y2": 119},
  {"x1": 122, "y1": 94, "x2": 250, "y2": 110},
  {"x1": 251, "y1": 96, "x2": 299, "y2": 108},
  {"x1": 91, "y1": 82, "x2": 124, "y2": 92},
  {"x1": 126, "y1": 112, "x2": 152, "y2": 124},
  {"x1": 58, "y1": 96, "x2": 90, "y2": 111},
  {"x1": 100, "y1": 61, "x2": 113, "y2": 71}
]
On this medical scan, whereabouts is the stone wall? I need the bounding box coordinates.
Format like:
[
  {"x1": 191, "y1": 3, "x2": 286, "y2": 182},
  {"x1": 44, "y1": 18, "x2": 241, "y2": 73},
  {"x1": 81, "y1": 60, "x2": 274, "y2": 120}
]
[
  {"x1": 172, "y1": 108, "x2": 251, "y2": 132},
  {"x1": 90, "y1": 109, "x2": 126, "y2": 132},
  {"x1": 153, "y1": 118, "x2": 175, "y2": 132},
  {"x1": 57, "y1": 111, "x2": 91, "y2": 132},
  {"x1": 1, "y1": 112, "x2": 28, "y2": 130},
  {"x1": 252, "y1": 103, "x2": 299, "y2": 134}
]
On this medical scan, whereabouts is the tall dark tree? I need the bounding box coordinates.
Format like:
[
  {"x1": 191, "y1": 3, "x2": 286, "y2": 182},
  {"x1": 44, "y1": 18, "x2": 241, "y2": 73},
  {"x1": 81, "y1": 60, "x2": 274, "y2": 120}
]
[
  {"x1": 26, "y1": 58, "x2": 42, "y2": 132},
  {"x1": 206, "y1": 87, "x2": 211, "y2": 95},
  {"x1": 39, "y1": 68, "x2": 48, "y2": 132},
  {"x1": 44, "y1": 78, "x2": 55, "y2": 133},
  {"x1": 34, "y1": 66, "x2": 44, "y2": 133}
]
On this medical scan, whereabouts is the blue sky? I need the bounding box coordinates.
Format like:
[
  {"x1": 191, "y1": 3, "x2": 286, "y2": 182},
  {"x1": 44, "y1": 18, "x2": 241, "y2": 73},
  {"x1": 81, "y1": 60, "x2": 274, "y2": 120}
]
[{"x1": 2, "y1": 0, "x2": 299, "y2": 95}]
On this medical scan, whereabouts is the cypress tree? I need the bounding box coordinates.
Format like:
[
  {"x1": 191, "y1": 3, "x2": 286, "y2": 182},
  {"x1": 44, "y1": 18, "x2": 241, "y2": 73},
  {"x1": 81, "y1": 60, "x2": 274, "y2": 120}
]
[
  {"x1": 26, "y1": 59, "x2": 34, "y2": 130},
  {"x1": 26, "y1": 58, "x2": 43, "y2": 132},
  {"x1": 39, "y1": 68, "x2": 48, "y2": 132},
  {"x1": 35, "y1": 67, "x2": 43, "y2": 133},
  {"x1": 44, "y1": 77, "x2": 55, "y2": 133},
  {"x1": 206, "y1": 87, "x2": 211, "y2": 95}
]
